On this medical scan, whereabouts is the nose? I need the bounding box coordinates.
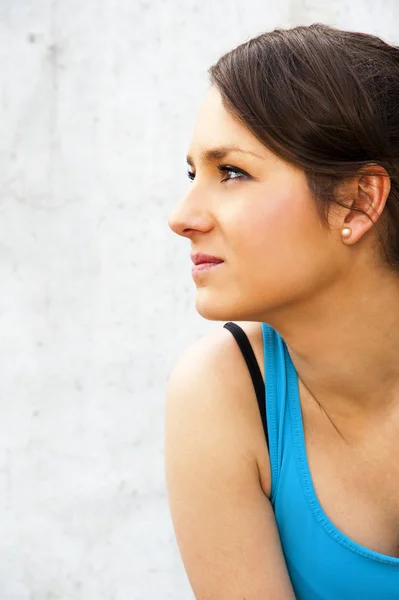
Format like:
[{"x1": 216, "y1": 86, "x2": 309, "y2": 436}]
[{"x1": 168, "y1": 191, "x2": 213, "y2": 238}]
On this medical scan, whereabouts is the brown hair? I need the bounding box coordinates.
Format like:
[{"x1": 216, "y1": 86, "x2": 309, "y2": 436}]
[{"x1": 208, "y1": 23, "x2": 399, "y2": 270}]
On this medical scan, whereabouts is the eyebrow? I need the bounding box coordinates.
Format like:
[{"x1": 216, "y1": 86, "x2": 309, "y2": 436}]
[{"x1": 186, "y1": 145, "x2": 265, "y2": 167}]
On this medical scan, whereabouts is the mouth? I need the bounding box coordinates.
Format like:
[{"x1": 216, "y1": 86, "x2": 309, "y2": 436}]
[
  {"x1": 191, "y1": 253, "x2": 224, "y2": 278},
  {"x1": 191, "y1": 253, "x2": 224, "y2": 266},
  {"x1": 190, "y1": 253, "x2": 224, "y2": 278},
  {"x1": 191, "y1": 262, "x2": 223, "y2": 278}
]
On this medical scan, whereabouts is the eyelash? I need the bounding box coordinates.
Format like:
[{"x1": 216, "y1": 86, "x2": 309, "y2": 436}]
[{"x1": 186, "y1": 164, "x2": 250, "y2": 184}]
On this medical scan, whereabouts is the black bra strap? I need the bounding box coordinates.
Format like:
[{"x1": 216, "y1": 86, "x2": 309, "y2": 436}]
[{"x1": 223, "y1": 322, "x2": 268, "y2": 449}]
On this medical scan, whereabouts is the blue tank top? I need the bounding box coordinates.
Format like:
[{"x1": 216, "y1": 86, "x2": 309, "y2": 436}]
[{"x1": 261, "y1": 323, "x2": 399, "y2": 599}]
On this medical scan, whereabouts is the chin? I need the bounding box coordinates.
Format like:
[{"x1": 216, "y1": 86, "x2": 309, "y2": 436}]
[{"x1": 194, "y1": 290, "x2": 259, "y2": 322}]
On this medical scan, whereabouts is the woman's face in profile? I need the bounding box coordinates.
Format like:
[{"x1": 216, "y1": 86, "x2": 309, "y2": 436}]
[{"x1": 168, "y1": 86, "x2": 345, "y2": 323}]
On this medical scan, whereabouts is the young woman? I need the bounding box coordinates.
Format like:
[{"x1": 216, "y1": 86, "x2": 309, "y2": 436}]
[{"x1": 165, "y1": 23, "x2": 399, "y2": 599}]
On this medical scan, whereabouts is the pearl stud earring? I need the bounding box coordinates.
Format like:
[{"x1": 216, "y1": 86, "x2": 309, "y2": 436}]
[{"x1": 341, "y1": 227, "x2": 352, "y2": 239}]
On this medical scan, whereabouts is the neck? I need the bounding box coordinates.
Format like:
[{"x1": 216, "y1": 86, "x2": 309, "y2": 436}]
[{"x1": 266, "y1": 266, "x2": 399, "y2": 421}]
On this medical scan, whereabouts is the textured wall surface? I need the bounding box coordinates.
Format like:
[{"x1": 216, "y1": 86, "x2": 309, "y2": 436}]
[{"x1": 0, "y1": 1, "x2": 398, "y2": 598}]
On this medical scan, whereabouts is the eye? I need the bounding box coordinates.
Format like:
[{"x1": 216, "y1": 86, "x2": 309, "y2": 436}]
[
  {"x1": 186, "y1": 164, "x2": 250, "y2": 183},
  {"x1": 217, "y1": 165, "x2": 249, "y2": 183}
]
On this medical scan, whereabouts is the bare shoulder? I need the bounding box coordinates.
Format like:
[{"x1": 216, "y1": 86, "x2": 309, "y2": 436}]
[
  {"x1": 166, "y1": 321, "x2": 270, "y2": 499},
  {"x1": 165, "y1": 323, "x2": 294, "y2": 599}
]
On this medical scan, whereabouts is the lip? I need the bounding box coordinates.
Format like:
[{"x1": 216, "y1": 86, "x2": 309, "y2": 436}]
[
  {"x1": 191, "y1": 253, "x2": 224, "y2": 279},
  {"x1": 191, "y1": 261, "x2": 223, "y2": 278},
  {"x1": 191, "y1": 253, "x2": 224, "y2": 266}
]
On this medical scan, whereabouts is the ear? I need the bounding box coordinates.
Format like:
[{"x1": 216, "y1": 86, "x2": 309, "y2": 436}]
[{"x1": 339, "y1": 164, "x2": 391, "y2": 245}]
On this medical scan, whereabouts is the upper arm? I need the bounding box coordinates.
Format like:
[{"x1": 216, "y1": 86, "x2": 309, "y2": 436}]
[{"x1": 164, "y1": 327, "x2": 295, "y2": 600}]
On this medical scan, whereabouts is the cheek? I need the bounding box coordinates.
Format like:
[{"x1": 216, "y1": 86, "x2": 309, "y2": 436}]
[
  {"x1": 195, "y1": 175, "x2": 339, "y2": 321},
  {"x1": 194, "y1": 193, "x2": 331, "y2": 322},
  {"x1": 230, "y1": 188, "x2": 317, "y2": 261},
  {"x1": 228, "y1": 187, "x2": 332, "y2": 303}
]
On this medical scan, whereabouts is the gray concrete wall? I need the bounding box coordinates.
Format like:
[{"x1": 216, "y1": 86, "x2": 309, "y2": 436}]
[{"x1": 0, "y1": 1, "x2": 397, "y2": 598}]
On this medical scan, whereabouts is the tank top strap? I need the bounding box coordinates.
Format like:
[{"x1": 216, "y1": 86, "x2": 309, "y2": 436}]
[{"x1": 261, "y1": 322, "x2": 290, "y2": 504}]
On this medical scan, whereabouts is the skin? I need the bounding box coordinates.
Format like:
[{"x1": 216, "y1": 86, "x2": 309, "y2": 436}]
[{"x1": 165, "y1": 85, "x2": 399, "y2": 598}]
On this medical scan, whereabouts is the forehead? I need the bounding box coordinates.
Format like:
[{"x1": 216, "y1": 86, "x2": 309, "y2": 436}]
[{"x1": 188, "y1": 86, "x2": 270, "y2": 159}]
